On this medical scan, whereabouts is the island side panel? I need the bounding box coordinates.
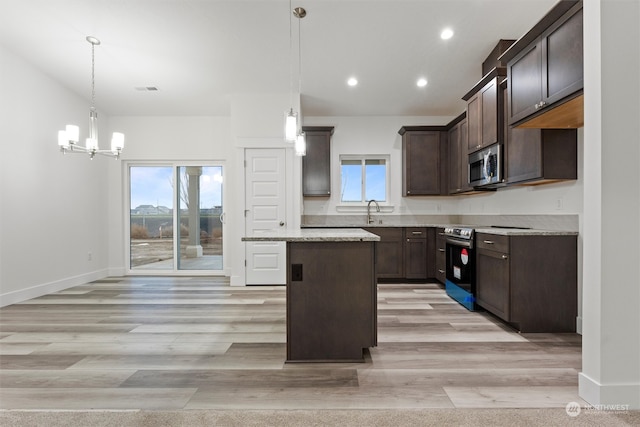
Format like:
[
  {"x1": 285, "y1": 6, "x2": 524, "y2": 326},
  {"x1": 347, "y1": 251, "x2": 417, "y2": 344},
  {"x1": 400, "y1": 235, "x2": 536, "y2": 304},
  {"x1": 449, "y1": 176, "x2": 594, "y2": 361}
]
[{"x1": 286, "y1": 241, "x2": 376, "y2": 362}]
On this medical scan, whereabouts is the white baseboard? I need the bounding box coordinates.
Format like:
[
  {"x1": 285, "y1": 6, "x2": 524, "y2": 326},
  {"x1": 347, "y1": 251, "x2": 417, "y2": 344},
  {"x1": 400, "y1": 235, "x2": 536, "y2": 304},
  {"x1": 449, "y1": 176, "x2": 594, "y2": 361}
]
[
  {"x1": 576, "y1": 316, "x2": 583, "y2": 335},
  {"x1": 230, "y1": 275, "x2": 245, "y2": 286},
  {"x1": 579, "y1": 372, "x2": 640, "y2": 410},
  {"x1": 0, "y1": 269, "x2": 109, "y2": 307}
]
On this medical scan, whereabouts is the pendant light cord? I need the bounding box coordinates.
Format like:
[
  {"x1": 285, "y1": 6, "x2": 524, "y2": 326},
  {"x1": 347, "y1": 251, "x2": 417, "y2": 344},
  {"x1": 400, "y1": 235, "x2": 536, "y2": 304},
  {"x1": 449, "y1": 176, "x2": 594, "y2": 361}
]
[
  {"x1": 289, "y1": 0, "x2": 293, "y2": 108},
  {"x1": 91, "y1": 41, "x2": 96, "y2": 110}
]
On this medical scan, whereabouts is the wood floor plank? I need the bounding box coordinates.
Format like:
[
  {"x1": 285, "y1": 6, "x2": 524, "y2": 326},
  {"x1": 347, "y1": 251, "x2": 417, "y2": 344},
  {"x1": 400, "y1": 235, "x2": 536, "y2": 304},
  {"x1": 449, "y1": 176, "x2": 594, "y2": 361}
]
[{"x1": 0, "y1": 276, "x2": 583, "y2": 410}]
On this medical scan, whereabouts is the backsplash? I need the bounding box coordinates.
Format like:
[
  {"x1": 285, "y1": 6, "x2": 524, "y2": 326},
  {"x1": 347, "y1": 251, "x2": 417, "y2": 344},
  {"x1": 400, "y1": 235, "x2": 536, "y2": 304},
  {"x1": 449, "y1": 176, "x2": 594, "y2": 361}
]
[{"x1": 302, "y1": 214, "x2": 579, "y2": 231}]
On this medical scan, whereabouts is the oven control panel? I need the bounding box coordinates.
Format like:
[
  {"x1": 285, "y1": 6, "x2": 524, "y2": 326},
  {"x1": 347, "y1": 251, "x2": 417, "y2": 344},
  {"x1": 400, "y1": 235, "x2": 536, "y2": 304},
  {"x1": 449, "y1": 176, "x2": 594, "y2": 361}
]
[{"x1": 444, "y1": 227, "x2": 474, "y2": 240}]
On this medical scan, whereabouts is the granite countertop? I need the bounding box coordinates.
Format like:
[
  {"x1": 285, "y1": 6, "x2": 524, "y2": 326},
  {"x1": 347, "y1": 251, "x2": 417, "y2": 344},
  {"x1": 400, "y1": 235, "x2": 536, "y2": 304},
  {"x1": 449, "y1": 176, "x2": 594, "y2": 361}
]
[
  {"x1": 242, "y1": 228, "x2": 380, "y2": 242},
  {"x1": 474, "y1": 227, "x2": 578, "y2": 236}
]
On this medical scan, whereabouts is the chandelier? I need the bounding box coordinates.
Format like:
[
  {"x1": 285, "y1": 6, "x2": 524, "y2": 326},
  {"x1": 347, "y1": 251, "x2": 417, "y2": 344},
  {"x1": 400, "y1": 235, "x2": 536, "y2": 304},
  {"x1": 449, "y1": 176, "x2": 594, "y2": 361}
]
[{"x1": 57, "y1": 36, "x2": 124, "y2": 159}]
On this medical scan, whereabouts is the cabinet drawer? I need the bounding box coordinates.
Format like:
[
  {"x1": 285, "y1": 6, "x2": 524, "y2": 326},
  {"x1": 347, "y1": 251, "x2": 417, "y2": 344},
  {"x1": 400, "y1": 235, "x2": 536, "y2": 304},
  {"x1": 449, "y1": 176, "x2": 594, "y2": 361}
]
[
  {"x1": 405, "y1": 227, "x2": 427, "y2": 239},
  {"x1": 476, "y1": 233, "x2": 509, "y2": 253}
]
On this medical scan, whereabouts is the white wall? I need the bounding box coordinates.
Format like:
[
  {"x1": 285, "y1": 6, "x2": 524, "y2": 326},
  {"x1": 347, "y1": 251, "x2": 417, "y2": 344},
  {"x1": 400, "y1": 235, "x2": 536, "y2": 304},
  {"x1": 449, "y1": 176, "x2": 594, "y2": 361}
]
[
  {"x1": 105, "y1": 116, "x2": 233, "y2": 277},
  {"x1": 303, "y1": 115, "x2": 460, "y2": 216},
  {"x1": 303, "y1": 116, "x2": 584, "y2": 219},
  {"x1": 0, "y1": 45, "x2": 111, "y2": 305},
  {"x1": 580, "y1": 0, "x2": 640, "y2": 409}
]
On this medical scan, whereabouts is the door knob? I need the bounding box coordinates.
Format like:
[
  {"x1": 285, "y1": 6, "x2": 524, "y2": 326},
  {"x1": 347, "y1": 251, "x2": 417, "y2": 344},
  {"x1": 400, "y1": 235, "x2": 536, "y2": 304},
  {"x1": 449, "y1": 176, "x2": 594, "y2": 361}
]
[{"x1": 279, "y1": 221, "x2": 285, "y2": 226}]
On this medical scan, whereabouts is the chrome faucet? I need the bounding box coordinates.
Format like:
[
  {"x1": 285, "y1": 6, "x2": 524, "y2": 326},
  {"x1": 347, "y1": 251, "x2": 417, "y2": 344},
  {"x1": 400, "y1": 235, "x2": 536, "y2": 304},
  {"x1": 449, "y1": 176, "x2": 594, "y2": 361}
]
[{"x1": 367, "y1": 199, "x2": 380, "y2": 224}]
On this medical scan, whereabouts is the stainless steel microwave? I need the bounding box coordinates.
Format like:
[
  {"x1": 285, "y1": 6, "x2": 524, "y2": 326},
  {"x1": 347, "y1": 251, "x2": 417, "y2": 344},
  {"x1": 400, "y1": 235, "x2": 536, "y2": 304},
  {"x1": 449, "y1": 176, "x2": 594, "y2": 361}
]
[{"x1": 468, "y1": 144, "x2": 505, "y2": 189}]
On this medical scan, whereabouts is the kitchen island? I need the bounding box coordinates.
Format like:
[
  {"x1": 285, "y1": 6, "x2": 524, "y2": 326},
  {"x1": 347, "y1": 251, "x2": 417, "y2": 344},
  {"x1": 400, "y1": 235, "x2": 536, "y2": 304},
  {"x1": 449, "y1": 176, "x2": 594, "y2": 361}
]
[{"x1": 242, "y1": 228, "x2": 380, "y2": 362}]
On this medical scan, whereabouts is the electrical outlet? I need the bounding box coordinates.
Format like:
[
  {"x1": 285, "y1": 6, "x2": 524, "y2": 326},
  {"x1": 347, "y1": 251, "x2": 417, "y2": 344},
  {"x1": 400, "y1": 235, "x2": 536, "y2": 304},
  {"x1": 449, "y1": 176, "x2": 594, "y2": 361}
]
[{"x1": 291, "y1": 264, "x2": 303, "y2": 281}]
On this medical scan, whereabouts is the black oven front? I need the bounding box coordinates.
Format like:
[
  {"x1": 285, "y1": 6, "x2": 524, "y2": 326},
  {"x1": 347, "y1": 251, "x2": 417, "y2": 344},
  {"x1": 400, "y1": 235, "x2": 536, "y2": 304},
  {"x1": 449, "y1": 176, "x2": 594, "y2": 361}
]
[{"x1": 444, "y1": 227, "x2": 477, "y2": 311}]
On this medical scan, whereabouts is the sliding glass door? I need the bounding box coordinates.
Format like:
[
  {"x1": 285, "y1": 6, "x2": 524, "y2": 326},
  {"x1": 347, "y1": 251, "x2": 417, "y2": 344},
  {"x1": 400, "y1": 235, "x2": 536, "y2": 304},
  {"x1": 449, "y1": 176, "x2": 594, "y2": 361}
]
[{"x1": 128, "y1": 163, "x2": 224, "y2": 274}]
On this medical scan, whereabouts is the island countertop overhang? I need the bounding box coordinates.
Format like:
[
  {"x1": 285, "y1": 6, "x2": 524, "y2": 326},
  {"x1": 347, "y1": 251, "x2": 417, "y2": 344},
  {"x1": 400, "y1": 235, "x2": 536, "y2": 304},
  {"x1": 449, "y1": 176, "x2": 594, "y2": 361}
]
[{"x1": 242, "y1": 228, "x2": 380, "y2": 242}]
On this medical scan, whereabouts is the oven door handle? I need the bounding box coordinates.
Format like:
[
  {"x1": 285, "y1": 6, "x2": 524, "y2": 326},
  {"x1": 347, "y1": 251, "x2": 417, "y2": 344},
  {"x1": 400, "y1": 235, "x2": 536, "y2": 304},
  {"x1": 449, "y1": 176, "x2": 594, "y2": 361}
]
[{"x1": 445, "y1": 237, "x2": 473, "y2": 248}]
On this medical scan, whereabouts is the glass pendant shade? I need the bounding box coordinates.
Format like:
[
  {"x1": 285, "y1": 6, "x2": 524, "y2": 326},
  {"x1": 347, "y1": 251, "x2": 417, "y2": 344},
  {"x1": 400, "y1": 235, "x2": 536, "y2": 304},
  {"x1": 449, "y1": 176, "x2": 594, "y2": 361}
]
[
  {"x1": 285, "y1": 109, "x2": 298, "y2": 142},
  {"x1": 66, "y1": 125, "x2": 80, "y2": 144},
  {"x1": 111, "y1": 132, "x2": 125, "y2": 152},
  {"x1": 295, "y1": 132, "x2": 306, "y2": 156}
]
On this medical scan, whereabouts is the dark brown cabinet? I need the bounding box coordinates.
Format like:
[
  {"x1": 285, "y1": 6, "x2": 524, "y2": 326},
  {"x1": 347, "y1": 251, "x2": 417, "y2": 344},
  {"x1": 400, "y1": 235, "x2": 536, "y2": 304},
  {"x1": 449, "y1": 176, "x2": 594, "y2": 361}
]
[
  {"x1": 399, "y1": 126, "x2": 447, "y2": 196},
  {"x1": 365, "y1": 227, "x2": 404, "y2": 280},
  {"x1": 404, "y1": 227, "x2": 427, "y2": 280},
  {"x1": 506, "y1": 126, "x2": 577, "y2": 185},
  {"x1": 476, "y1": 235, "x2": 510, "y2": 321},
  {"x1": 435, "y1": 228, "x2": 446, "y2": 284},
  {"x1": 287, "y1": 240, "x2": 376, "y2": 361},
  {"x1": 366, "y1": 226, "x2": 436, "y2": 282},
  {"x1": 504, "y1": 1, "x2": 583, "y2": 128},
  {"x1": 463, "y1": 70, "x2": 506, "y2": 154},
  {"x1": 447, "y1": 113, "x2": 471, "y2": 194},
  {"x1": 475, "y1": 232, "x2": 577, "y2": 332},
  {"x1": 302, "y1": 126, "x2": 333, "y2": 197}
]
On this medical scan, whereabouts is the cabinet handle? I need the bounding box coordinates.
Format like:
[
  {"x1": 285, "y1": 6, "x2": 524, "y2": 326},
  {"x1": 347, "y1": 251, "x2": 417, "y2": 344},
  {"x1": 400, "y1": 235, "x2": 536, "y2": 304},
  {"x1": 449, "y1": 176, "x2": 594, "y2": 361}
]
[
  {"x1": 411, "y1": 231, "x2": 423, "y2": 235},
  {"x1": 501, "y1": 254, "x2": 508, "y2": 260},
  {"x1": 483, "y1": 240, "x2": 495, "y2": 244},
  {"x1": 438, "y1": 269, "x2": 445, "y2": 274},
  {"x1": 438, "y1": 248, "x2": 445, "y2": 252}
]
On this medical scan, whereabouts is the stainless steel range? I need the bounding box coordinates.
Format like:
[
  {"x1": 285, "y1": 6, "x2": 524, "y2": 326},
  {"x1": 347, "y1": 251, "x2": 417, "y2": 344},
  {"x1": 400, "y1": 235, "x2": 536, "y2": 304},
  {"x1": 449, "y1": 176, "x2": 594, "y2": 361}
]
[{"x1": 443, "y1": 227, "x2": 477, "y2": 310}]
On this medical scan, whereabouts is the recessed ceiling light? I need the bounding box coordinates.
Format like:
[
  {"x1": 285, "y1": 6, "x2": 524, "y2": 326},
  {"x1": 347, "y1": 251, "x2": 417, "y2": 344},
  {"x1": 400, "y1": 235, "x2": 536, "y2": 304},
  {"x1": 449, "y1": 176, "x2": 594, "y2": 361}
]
[
  {"x1": 440, "y1": 28, "x2": 454, "y2": 40},
  {"x1": 347, "y1": 77, "x2": 358, "y2": 87},
  {"x1": 417, "y1": 78, "x2": 428, "y2": 88}
]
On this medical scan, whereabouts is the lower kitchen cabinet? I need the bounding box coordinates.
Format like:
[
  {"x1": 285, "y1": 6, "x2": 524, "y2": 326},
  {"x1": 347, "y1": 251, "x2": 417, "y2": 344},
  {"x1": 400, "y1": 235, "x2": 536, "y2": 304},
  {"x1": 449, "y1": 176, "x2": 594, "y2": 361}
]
[
  {"x1": 435, "y1": 228, "x2": 446, "y2": 284},
  {"x1": 475, "y1": 232, "x2": 577, "y2": 332},
  {"x1": 365, "y1": 227, "x2": 436, "y2": 282},
  {"x1": 404, "y1": 227, "x2": 427, "y2": 280},
  {"x1": 365, "y1": 227, "x2": 404, "y2": 279}
]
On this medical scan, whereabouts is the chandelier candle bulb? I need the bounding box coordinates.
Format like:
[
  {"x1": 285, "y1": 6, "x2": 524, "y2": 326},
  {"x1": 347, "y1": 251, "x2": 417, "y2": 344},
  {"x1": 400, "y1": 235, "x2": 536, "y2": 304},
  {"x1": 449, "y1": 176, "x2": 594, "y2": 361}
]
[
  {"x1": 295, "y1": 132, "x2": 306, "y2": 156},
  {"x1": 66, "y1": 125, "x2": 79, "y2": 144},
  {"x1": 111, "y1": 132, "x2": 125, "y2": 152}
]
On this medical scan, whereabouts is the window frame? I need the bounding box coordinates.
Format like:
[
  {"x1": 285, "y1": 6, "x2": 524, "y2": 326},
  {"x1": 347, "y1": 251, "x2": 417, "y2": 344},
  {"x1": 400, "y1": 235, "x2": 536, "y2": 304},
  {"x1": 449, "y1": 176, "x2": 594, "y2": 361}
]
[{"x1": 339, "y1": 154, "x2": 390, "y2": 204}]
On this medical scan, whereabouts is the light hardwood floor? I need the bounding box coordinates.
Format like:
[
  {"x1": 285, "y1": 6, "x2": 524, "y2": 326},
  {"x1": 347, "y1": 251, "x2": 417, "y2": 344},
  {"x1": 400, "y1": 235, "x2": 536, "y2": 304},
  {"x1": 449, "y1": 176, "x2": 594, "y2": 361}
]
[{"x1": 0, "y1": 277, "x2": 584, "y2": 410}]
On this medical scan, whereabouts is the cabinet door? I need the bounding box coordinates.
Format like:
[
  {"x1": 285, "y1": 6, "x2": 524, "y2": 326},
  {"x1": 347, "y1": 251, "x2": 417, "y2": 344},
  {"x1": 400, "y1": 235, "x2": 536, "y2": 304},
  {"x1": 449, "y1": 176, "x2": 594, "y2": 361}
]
[
  {"x1": 302, "y1": 127, "x2": 332, "y2": 196},
  {"x1": 404, "y1": 237, "x2": 427, "y2": 280},
  {"x1": 366, "y1": 227, "x2": 404, "y2": 279},
  {"x1": 476, "y1": 249, "x2": 510, "y2": 321},
  {"x1": 507, "y1": 127, "x2": 543, "y2": 183},
  {"x1": 508, "y1": 42, "x2": 542, "y2": 125},
  {"x1": 542, "y1": 7, "x2": 583, "y2": 106},
  {"x1": 467, "y1": 93, "x2": 481, "y2": 153},
  {"x1": 403, "y1": 131, "x2": 442, "y2": 195},
  {"x1": 448, "y1": 123, "x2": 461, "y2": 193},
  {"x1": 481, "y1": 78, "x2": 499, "y2": 147}
]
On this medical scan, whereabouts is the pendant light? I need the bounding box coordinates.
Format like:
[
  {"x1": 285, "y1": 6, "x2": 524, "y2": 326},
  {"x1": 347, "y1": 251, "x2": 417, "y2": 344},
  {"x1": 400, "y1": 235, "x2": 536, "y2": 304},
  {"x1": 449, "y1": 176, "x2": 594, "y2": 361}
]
[
  {"x1": 284, "y1": 0, "x2": 297, "y2": 142},
  {"x1": 57, "y1": 36, "x2": 124, "y2": 159},
  {"x1": 293, "y1": 6, "x2": 306, "y2": 156}
]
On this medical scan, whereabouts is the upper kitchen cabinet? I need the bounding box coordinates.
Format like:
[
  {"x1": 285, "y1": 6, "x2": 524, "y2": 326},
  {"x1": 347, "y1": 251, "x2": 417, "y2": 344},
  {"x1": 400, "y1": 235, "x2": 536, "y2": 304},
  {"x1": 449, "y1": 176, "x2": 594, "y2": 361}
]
[
  {"x1": 302, "y1": 126, "x2": 334, "y2": 197},
  {"x1": 502, "y1": 1, "x2": 583, "y2": 128},
  {"x1": 399, "y1": 126, "x2": 448, "y2": 196},
  {"x1": 447, "y1": 113, "x2": 472, "y2": 194},
  {"x1": 463, "y1": 68, "x2": 506, "y2": 154}
]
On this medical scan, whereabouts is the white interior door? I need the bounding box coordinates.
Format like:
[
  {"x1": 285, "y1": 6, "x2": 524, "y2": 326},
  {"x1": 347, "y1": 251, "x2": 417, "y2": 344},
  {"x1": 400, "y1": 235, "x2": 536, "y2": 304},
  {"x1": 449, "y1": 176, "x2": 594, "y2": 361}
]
[{"x1": 245, "y1": 148, "x2": 287, "y2": 285}]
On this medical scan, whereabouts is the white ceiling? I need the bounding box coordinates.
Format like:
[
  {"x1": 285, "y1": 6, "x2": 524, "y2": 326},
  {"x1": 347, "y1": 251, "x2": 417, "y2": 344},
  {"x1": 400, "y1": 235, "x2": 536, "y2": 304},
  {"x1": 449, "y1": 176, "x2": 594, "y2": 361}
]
[{"x1": 0, "y1": 0, "x2": 557, "y2": 117}]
